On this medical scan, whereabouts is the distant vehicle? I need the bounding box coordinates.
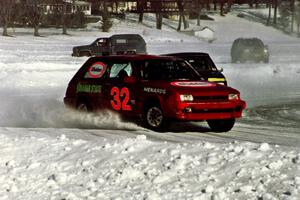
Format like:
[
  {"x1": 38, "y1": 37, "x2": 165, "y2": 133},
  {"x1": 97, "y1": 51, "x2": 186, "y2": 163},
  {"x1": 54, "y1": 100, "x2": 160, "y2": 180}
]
[
  {"x1": 231, "y1": 37, "x2": 269, "y2": 63},
  {"x1": 163, "y1": 52, "x2": 227, "y2": 85},
  {"x1": 72, "y1": 34, "x2": 147, "y2": 57},
  {"x1": 64, "y1": 54, "x2": 246, "y2": 132}
]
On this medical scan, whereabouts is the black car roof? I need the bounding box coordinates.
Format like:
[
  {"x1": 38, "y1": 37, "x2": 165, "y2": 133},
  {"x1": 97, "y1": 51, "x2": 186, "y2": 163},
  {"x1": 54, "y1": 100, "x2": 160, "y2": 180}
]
[
  {"x1": 87, "y1": 54, "x2": 180, "y2": 62},
  {"x1": 162, "y1": 52, "x2": 209, "y2": 57}
]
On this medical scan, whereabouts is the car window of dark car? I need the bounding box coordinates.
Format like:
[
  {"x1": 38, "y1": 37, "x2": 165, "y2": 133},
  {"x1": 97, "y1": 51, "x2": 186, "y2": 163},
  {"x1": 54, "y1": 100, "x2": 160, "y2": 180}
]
[
  {"x1": 83, "y1": 61, "x2": 108, "y2": 79},
  {"x1": 96, "y1": 38, "x2": 108, "y2": 47},
  {"x1": 109, "y1": 62, "x2": 132, "y2": 79},
  {"x1": 142, "y1": 60, "x2": 198, "y2": 81}
]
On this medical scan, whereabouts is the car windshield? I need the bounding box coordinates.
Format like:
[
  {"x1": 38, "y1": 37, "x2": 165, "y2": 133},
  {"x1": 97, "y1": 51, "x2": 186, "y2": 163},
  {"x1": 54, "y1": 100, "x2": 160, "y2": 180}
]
[
  {"x1": 186, "y1": 56, "x2": 218, "y2": 72},
  {"x1": 143, "y1": 60, "x2": 200, "y2": 81}
]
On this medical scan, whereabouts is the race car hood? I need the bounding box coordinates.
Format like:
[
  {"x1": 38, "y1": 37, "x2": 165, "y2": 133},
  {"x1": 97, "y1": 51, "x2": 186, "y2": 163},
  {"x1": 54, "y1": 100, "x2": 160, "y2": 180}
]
[
  {"x1": 142, "y1": 80, "x2": 239, "y2": 95},
  {"x1": 169, "y1": 81, "x2": 239, "y2": 95}
]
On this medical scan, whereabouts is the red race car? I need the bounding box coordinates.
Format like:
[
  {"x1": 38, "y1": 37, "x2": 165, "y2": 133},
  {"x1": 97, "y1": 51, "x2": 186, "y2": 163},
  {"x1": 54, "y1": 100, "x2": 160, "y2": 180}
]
[{"x1": 64, "y1": 55, "x2": 246, "y2": 132}]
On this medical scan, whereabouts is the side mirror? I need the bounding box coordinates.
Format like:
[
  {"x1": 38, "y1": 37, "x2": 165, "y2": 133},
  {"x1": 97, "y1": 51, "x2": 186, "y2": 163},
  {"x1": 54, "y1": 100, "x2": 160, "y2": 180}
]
[
  {"x1": 124, "y1": 76, "x2": 137, "y2": 84},
  {"x1": 218, "y1": 67, "x2": 224, "y2": 72}
]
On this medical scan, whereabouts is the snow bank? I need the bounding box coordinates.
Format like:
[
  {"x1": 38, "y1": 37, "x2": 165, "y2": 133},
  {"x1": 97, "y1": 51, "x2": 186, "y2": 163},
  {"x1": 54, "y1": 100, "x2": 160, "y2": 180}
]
[{"x1": 0, "y1": 131, "x2": 299, "y2": 199}]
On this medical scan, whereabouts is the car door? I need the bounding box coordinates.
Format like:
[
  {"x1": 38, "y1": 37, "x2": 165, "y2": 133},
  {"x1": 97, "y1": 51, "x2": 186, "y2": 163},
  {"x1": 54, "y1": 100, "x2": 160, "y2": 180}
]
[{"x1": 102, "y1": 60, "x2": 138, "y2": 116}]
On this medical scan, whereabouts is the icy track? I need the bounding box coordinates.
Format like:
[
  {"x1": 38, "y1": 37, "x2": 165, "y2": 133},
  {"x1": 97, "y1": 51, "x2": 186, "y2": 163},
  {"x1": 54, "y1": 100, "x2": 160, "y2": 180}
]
[{"x1": 0, "y1": 13, "x2": 300, "y2": 199}]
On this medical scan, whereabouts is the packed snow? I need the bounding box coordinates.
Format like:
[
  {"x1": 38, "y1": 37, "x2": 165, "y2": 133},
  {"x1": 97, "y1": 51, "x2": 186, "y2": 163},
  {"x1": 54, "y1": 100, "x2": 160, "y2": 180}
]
[{"x1": 0, "y1": 12, "x2": 300, "y2": 199}]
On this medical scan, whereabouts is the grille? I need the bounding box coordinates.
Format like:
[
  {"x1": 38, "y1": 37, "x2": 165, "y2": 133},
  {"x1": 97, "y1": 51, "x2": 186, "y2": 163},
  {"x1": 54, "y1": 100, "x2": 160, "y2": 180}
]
[{"x1": 193, "y1": 95, "x2": 228, "y2": 102}]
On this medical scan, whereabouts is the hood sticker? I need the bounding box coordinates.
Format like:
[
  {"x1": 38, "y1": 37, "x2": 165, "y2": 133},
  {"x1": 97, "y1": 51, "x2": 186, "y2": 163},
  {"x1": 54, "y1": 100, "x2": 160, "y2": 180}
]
[{"x1": 171, "y1": 81, "x2": 215, "y2": 87}]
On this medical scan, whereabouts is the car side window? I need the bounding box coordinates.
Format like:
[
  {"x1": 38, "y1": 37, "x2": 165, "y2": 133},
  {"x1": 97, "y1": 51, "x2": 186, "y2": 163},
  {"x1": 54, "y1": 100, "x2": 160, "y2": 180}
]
[
  {"x1": 109, "y1": 62, "x2": 132, "y2": 79},
  {"x1": 83, "y1": 61, "x2": 107, "y2": 79}
]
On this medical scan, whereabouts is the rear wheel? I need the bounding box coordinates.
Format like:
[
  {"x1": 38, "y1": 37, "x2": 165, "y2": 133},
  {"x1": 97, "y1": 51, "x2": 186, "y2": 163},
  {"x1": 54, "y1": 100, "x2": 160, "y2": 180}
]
[
  {"x1": 77, "y1": 102, "x2": 90, "y2": 112},
  {"x1": 143, "y1": 105, "x2": 168, "y2": 131},
  {"x1": 207, "y1": 118, "x2": 235, "y2": 132}
]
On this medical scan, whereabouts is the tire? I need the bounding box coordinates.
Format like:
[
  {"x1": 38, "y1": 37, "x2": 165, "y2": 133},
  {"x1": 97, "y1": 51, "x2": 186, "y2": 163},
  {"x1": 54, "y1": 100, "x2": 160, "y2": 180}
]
[
  {"x1": 76, "y1": 102, "x2": 90, "y2": 112},
  {"x1": 143, "y1": 104, "x2": 168, "y2": 131},
  {"x1": 207, "y1": 118, "x2": 235, "y2": 132}
]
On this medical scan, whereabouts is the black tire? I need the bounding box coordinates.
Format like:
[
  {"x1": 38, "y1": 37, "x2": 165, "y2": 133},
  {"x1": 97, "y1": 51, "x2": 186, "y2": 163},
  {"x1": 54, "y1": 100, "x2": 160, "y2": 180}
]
[
  {"x1": 263, "y1": 57, "x2": 269, "y2": 63},
  {"x1": 143, "y1": 104, "x2": 168, "y2": 131},
  {"x1": 207, "y1": 118, "x2": 235, "y2": 132},
  {"x1": 76, "y1": 101, "x2": 90, "y2": 112}
]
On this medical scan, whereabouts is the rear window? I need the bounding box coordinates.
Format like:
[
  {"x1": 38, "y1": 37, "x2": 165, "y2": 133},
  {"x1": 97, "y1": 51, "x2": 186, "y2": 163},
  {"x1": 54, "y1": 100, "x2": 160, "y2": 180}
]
[{"x1": 241, "y1": 39, "x2": 263, "y2": 47}]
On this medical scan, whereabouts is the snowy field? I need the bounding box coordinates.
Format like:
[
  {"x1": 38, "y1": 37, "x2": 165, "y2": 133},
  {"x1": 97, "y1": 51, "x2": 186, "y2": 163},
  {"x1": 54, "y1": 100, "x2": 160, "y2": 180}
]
[{"x1": 0, "y1": 13, "x2": 300, "y2": 199}]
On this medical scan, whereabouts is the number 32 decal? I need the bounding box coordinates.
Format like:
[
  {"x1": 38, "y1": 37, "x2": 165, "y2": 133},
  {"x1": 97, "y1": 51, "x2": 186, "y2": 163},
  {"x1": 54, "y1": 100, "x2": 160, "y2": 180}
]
[{"x1": 110, "y1": 87, "x2": 132, "y2": 111}]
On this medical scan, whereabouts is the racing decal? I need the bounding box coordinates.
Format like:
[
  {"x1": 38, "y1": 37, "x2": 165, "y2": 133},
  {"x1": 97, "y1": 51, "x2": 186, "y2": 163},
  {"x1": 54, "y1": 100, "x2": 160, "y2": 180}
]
[
  {"x1": 143, "y1": 87, "x2": 166, "y2": 94},
  {"x1": 86, "y1": 62, "x2": 106, "y2": 78},
  {"x1": 110, "y1": 87, "x2": 132, "y2": 111},
  {"x1": 208, "y1": 78, "x2": 225, "y2": 82},
  {"x1": 171, "y1": 81, "x2": 215, "y2": 87},
  {"x1": 76, "y1": 83, "x2": 102, "y2": 93}
]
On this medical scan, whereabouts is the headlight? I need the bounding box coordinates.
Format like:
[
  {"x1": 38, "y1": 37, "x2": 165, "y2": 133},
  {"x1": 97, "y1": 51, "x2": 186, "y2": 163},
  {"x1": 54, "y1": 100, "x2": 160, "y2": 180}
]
[
  {"x1": 180, "y1": 94, "x2": 194, "y2": 102},
  {"x1": 263, "y1": 49, "x2": 268, "y2": 53},
  {"x1": 228, "y1": 94, "x2": 239, "y2": 100}
]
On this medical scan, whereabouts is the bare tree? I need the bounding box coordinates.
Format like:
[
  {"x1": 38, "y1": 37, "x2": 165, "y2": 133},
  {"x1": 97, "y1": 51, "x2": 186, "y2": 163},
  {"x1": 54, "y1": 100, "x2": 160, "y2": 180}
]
[
  {"x1": 0, "y1": 0, "x2": 16, "y2": 36},
  {"x1": 267, "y1": 0, "x2": 272, "y2": 25},
  {"x1": 273, "y1": 0, "x2": 278, "y2": 25},
  {"x1": 62, "y1": 0, "x2": 68, "y2": 35},
  {"x1": 176, "y1": 0, "x2": 188, "y2": 31},
  {"x1": 101, "y1": 0, "x2": 112, "y2": 32},
  {"x1": 137, "y1": 0, "x2": 145, "y2": 23},
  {"x1": 24, "y1": 0, "x2": 44, "y2": 36},
  {"x1": 291, "y1": 0, "x2": 295, "y2": 33},
  {"x1": 295, "y1": 0, "x2": 300, "y2": 37}
]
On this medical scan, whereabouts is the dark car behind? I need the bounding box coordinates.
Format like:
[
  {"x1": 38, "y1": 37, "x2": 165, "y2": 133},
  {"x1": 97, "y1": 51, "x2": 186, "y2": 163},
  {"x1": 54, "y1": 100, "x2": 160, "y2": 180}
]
[
  {"x1": 231, "y1": 37, "x2": 269, "y2": 63},
  {"x1": 72, "y1": 34, "x2": 147, "y2": 57}
]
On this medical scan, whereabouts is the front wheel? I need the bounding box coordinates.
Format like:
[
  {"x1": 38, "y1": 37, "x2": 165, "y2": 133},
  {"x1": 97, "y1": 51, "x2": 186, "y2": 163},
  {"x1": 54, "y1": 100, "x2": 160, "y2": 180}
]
[
  {"x1": 143, "y1": 105, "x2": 168, "y2": 131},
  {"x1": 207, "y1": 118, "x2": 235, "y2": 132}
]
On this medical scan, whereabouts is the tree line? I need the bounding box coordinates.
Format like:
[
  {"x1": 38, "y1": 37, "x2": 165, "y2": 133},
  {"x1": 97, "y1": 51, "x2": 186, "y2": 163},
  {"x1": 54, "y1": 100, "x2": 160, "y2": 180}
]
[
  {"x1": 1, "y1": 0, "x2": 300, "y2": 37},
  {"x1": 0, "y1": 0, "x2": 86, "y2": 36}
]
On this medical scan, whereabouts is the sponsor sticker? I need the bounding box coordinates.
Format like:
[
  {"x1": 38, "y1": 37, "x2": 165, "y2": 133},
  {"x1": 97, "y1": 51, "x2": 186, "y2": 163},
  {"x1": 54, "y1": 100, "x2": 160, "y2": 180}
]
[
  {"x1": 76, "y1": 83, "x2": 102, "y2": 93},
  {"x1": 143, "y1": 87, "x2": 166, "y2": 94},
  {"x1": 87, "y1": 62, "x2": 106, "y2": 78},
  {"x1": 171, "y1": 81, "x2": 215, "y2": 87}
]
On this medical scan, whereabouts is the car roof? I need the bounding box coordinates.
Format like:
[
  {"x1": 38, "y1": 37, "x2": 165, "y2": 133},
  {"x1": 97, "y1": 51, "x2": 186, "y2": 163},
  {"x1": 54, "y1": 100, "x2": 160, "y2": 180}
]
[
  {"x1": 96, "y1": 34, "x2": 143, "y2": 40},
  {"x1": 87, "y1": 54, "x2": 179, "y2": 62},
  {"x1": 235, "y1": 37, "x2": 262, "y2": 41},
  {"x1": 162, "y1": 52, "x2": 209, "y2": 57}
]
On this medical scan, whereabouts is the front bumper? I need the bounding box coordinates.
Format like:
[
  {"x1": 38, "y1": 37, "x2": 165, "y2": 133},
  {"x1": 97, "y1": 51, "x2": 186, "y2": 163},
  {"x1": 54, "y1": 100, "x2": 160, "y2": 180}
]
[{"x1": 170, "y1": 100, "x2": 246, "y2": 121}]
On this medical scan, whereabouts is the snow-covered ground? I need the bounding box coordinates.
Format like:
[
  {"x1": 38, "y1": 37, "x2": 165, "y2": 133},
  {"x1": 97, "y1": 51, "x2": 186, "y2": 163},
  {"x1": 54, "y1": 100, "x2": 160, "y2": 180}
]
[{"x1": 0, "y1": 13, "x2": 300, "y2": 199}]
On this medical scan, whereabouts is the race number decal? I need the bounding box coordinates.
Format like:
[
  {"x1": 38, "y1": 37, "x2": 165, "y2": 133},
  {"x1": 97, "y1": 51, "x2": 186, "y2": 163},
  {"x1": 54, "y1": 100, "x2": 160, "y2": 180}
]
[
  {"x1": 110, "y1": 87, "x2": 132, "y2": 111},
  {"x1": 87, "y1": 62, "x2": 106, "y2": 78}
]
